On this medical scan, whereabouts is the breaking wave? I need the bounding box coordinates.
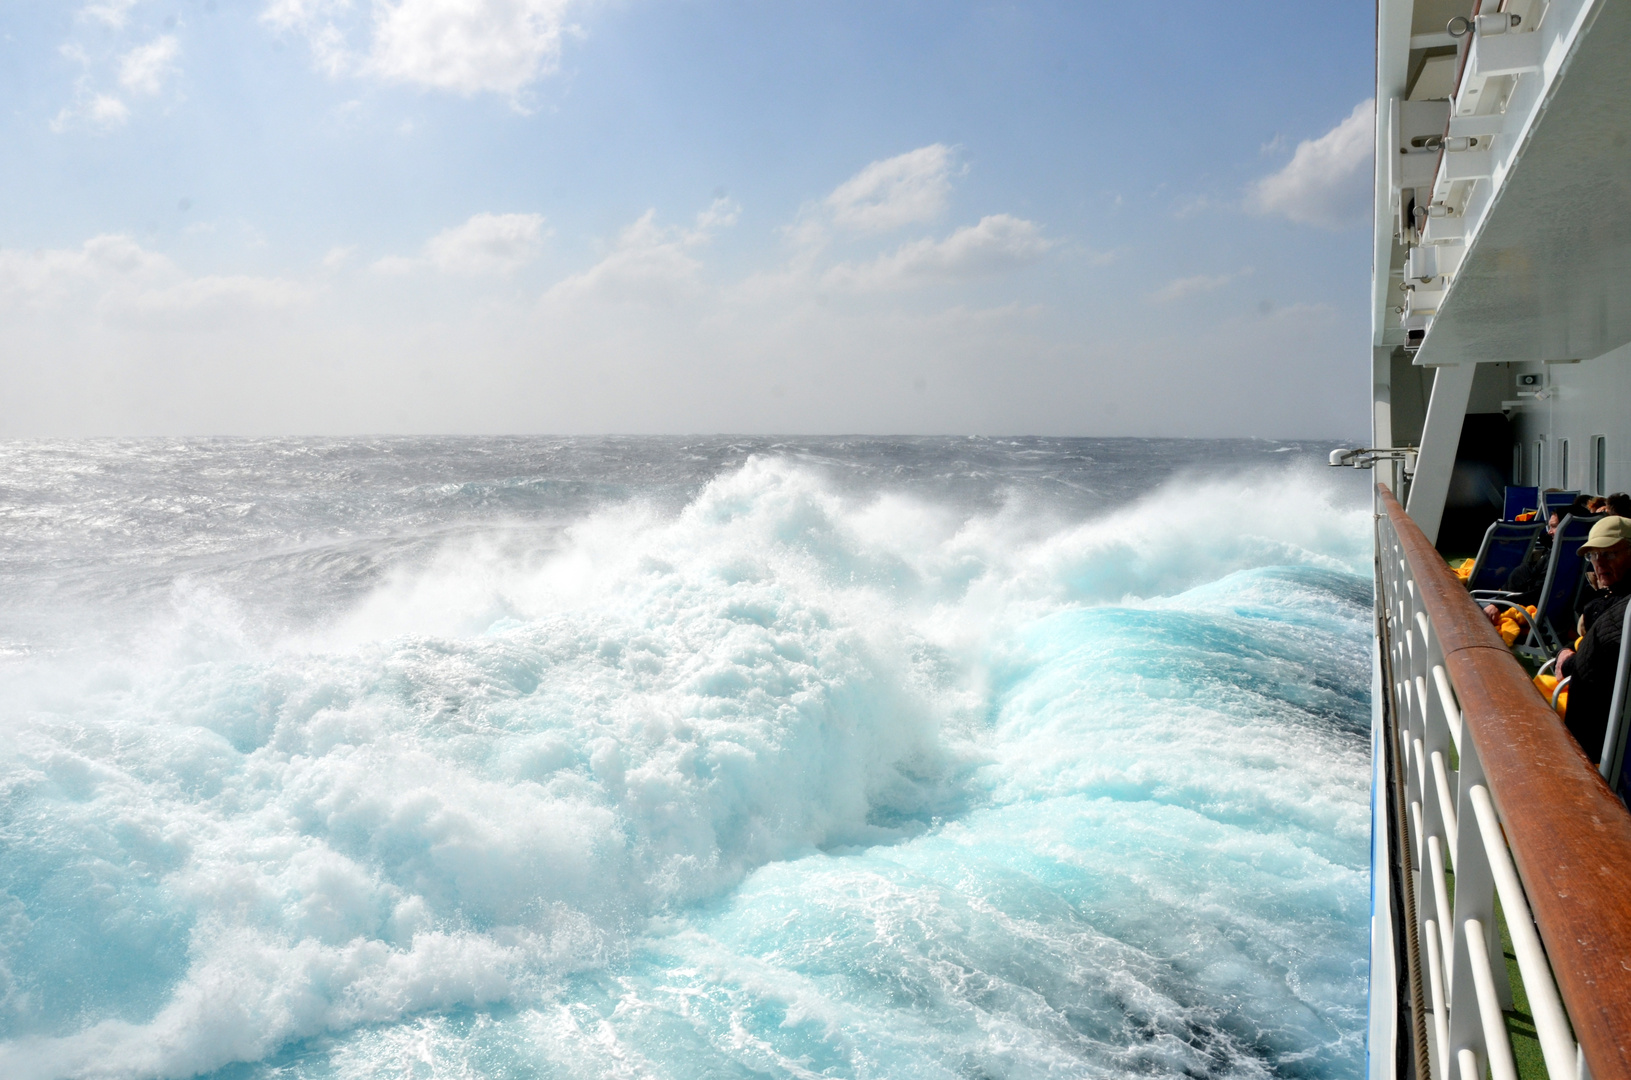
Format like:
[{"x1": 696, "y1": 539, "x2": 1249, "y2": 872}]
[{"x1": 0, "y1": 447, "x2": 1373, "y2": 1079}]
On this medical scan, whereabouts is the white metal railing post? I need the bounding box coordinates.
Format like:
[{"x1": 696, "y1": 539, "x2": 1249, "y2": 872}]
[
  {"x1": 1446, "y1": 728, "x2": 1502, "y2": 1079},
  {"x1": 1469, "y1": 783, "x2": 1581, "y2": 1080}
]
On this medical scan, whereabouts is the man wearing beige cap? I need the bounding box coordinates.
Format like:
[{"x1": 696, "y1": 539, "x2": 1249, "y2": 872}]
[{"x1": 1555, "y1": 515, "x2": 1631, "y2": 763}]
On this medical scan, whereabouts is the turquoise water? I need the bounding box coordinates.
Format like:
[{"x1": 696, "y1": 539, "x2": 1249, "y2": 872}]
[{"x1": 0, "y1": 438, "x2": 1372, "y2": 1079}]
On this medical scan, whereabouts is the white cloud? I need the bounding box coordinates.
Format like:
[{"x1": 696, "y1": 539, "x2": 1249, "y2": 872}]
[
  {"x1": 546, "y1": 200, "x2": 737, "y2": 307},
  {"x1": 0, "y1": 235, "x2": 307, "y2": 318},
  {"x1": 1172, "y1": 194, "x2": 1218, "y2": 220},
  {"x1": 264, "y1": 0, "x2": 577, "y2": 100},
  {"x1": 372, "y1": 212, "x2": 549, "y2": 276},
  {"x1": 0, "y1": 220, "x2": 1361, "y2": 438},
  {"x1": 372, "y1": 0, "x2": 574, "y2": 97},
  {"x1": 823, "y1": 214, "x2": 1051, "y2": 291},
  {"x1": 0, "y1": 235, "x2": 168, "y2": 304},
  {"x1": 52, "y1": 20, "x2": 180, "y2": 132},
  {"x1": 1148, "y1": 268, "x2": 1254, "y2": 304},
  {"x1": 89, "y1": 93, "x2": 131, "y2": 125},
  {"x1": 119, "y1": 35, "x2": 181, "y2": 96},
  {"x1": 427, "y1": 212, "x2": 549, "y2": 274},
  {"x1": 1248, "y1": 99, "x2": 1374, "y2": 230},
  {"x1": 262, "y1": 0, "x2": 352, "y2": 76},
  {"x1": 261, "y1": 0, "x2": 343, "y2": 27},
  {"x1": 118, "y1": 274, "x2": 310, "y2": 316},
  {"x1": 53, "y1": 91, "x2": 131, "y2": 132},
  {"x1": 80, "y1": 0, "x2": 140, "y2": 29},
  {"x1": 826, "y1": 144, "x2": 956, "y2": 232}
]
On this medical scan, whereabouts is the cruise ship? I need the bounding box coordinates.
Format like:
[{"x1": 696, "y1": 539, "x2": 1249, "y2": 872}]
[{"x1": 1356, "y1": 2, "x2": 1631, "y2": 1080}]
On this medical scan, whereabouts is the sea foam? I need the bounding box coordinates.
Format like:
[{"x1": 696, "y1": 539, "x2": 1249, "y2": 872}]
[{"x1": 0, "y1": 449, "x2": 1373, "y2": 1079}]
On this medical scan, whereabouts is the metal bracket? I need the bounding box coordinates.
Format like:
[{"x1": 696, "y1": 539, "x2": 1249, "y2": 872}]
[{"x1": 1330, "y1": 447, "x2": 1419, "y2": 480}]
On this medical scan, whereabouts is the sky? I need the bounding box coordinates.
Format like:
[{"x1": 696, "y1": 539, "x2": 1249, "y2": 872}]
[{"x1": 0, "y1": 0, "x2": 1378, "y2": 437}]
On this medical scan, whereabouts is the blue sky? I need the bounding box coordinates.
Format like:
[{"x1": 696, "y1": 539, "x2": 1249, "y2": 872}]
[{"x1": 0, "y1": 0, "x2": 1377, "y2": 436}]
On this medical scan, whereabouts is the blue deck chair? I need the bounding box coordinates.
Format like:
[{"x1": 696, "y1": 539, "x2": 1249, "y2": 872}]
[
  {"x1": 1503, "y1": 485, "x2": 1540, "y2": 521},
  {"x1": 1464, "y1": 519, "x2": 1543, "y2": 594},
  {"x1": 1541, "y1": 490, "x2": 1581, "y2": 520},
  {"x1": 1522, "y1": 514, "x2": 1600, "y2": 655},
  {"x1": 1478, "y1": 513, "x2": 1600, "y2": 658}
]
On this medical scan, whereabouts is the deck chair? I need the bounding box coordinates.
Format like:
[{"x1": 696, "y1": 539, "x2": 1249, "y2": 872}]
[
  {"x1": 1503, "y1": 485, "x2": 1540, "y2": 521},
  {"x1": 1519, "y1": 513, "x2": 1600, "y2": 656},
  {"x1": 1478, "y1": 513, "x2": 1600, "y2": 658},
  {"x1": 1541, "y1": 490, "x2": 1581, "y2": 520},
  {"x1": 1463, "y1": 519, "x2": 1543, "y2": 594}
]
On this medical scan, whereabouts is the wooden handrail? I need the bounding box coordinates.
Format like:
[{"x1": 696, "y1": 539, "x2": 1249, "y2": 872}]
[{"x1": 1379, "y1": 485, "x2": 1631, "y2": 1080}]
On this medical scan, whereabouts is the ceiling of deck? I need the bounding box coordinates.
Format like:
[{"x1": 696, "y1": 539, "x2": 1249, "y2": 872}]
[{"x1": 1414, "y1": 0, "x2": 1631, "y2": 366}]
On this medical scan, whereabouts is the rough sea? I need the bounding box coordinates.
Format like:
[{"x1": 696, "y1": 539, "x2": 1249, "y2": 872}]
[{"x1": 0, "y1": 437, "x2": 1375, "y2": 1080}]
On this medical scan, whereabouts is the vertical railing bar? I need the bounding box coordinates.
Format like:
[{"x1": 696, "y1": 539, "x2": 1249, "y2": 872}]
[
  {"x1": 1432, "y1": 750, "x2": 1459, "y2": 853},
  {"x1": 1469, "y1": 785, "x2": 1579, "y2": 1080},
  {"x1": 1427, "y1": 834, "x2": 1455, "y2": 976},
  {"x1": 1413, "y1": 799, "x2": 1426, "y2": 873},
  {"x1": 1415, "y1": 736, "x2": 1431, "y2": 811},
  {"x1": 1466, "y1": 918, "x2": 1521, "y2": 1080},
  {"x1": 1425, "y1": 916, "x2": 1452, "y2": 1071}
]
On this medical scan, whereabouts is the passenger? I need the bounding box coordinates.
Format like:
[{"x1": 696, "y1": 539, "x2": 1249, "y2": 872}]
[
  {"x1": 1478, "y1": 498, "x2": 1599, "y2": 630},
  {"x1": 1608, "y1": 492, "x2": 1631, "y2": 517},
  {"x1": 1558, "y1": 495, "x2": 1608, "y2": 629},
  {"x1": 1588, "y1": 496, "x2": 1609, "y2": 513},
  {"x1": 1553, "y1": 516, "x2": 1631, "y2": 763},
  {"x1": 1498, "y1": 508, "x2": 1562, "y2": 606}
]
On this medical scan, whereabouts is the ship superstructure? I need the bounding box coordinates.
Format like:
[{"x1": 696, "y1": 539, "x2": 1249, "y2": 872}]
[{"x1": 1366, "y1": 3, "x2": 1631, "y2": 1080}]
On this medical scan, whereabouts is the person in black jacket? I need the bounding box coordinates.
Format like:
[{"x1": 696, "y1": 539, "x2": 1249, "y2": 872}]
[{"x1": 1555, "y1": 516, "x2": 1631, "y2": 763}]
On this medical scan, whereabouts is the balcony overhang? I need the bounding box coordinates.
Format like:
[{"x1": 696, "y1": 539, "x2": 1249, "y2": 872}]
[{"x1": 1413, "y1": 0, "x2": 1631, "y2": 367}]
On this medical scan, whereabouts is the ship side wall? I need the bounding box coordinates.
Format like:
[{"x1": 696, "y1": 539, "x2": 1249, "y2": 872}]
[{"x1": 1503, "y1": 342, "x2": 1631, "y2": 495}]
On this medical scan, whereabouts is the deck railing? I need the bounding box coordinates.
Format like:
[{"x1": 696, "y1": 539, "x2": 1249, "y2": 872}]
[{"x1": 1376, "y1": 485, "x2": 1631, "y2": 1080}]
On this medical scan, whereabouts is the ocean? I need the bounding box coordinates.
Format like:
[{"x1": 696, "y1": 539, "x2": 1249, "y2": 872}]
[{"x1": 0, "y1": 436, "x2": 1375, "y2": 1080}]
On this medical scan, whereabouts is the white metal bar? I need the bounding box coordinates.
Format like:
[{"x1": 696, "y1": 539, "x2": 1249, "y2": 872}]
[
  {"x1": 1468, "y1": 784, "x2": 1579, "y2": 1080},
  {"x1": 1433, "y1": 664, "x2": 1463, "y2": 753},
  {"x1": 1457, "y1": 1049, "x2": 1482, "y2": 1080},
  {"x1": 1426, "y1": 917, "x2": 1452, "y2": 1071},
  {"x1": 1416, "y1": 736, "x2": 1432, "y2": 810},
  {"x1": 1413, "y1": 799, "x2": 1426, "y2": 872},
  {"x1": 1432, "y1": 750, "x2": 1459, "y2": 854},
  {"x1": 1428, "y1": 834, "x2": 1455, "y2": 974},
  {"x1": 1466, "y1": 918, "x2": 1521, "y2": 1080}
]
